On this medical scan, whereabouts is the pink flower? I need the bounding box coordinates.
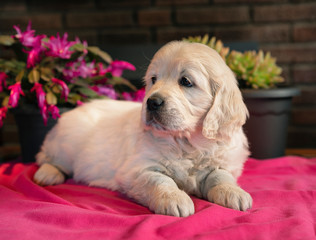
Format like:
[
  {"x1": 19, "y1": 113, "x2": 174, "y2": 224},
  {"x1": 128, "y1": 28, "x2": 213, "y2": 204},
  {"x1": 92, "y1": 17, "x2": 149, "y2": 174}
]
[
  {"x1": 76, "y1": 100, "x2": 84, "y2": 106},
  {"x1": 30, "y1": 83, "x2": 61, "y2": 125},
  {"x1": 91, "y1": 85, "x2": 117, "y2": 99},
  {"x1": 25, "y1": 47, "x2": 42, "y2": 68},
  {"x1": 97, "y1": 63, "x2": 108, "y2": 76},
  {"x1": 77, "y1": 59, "x2": 96, "y2": 78},
  {"x1": 52, "y1": 78, "x2": 69, "y2": 101},
  {"x1": 0, "y1": 107, "x2": 8, "y2": 127},
  {"x1": 122, "y1": 88, "x2": 145, "y2": 102},
  {"x1": 8, "y1": 82, "x2": 25, "y2": 108},
  {"x1": 47, "y1": 104, "x2": 60, "y2": 120},
  {"x1": 62, "y1": 62, "x2": 81, "y2": 81},
  {"x1": 62, "y1": 59, "x2": 96, "y2": 81},
  {"x1": 40, "y1": 104, "x2": 48, "y2": 126},
  {"x1": 0, "y1": 72, "x2": 8, "y2": 92},
  {"x1": 45, "y1": 33, "x2": 75, "y2": 59},
  {"x1": 13, "y1": 22, "x2": 46, "y2": 48},
  {"x1": 75, "y1": 37, "x2": 88, "y2": 55},
  {"x1": 14, "y1": 22, "x2": 45, "y2": 68},
  {"x1": 31, "y1": 83, "x2": 46, "y2": 110},
  {"x1": 13, "y1": 22, "x2": 35, "y2": 46},
  {"x1": 106, "y1": 60, "x2": 136, "y2": 77}
]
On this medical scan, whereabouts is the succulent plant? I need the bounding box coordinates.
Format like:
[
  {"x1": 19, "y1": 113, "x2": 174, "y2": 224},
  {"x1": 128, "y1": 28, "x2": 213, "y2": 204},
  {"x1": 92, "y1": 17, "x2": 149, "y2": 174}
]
[
  {"x1": 183, "y1": 34, "x2": 284, "y2": 89},
  {"x1": 183, "y1": 34, "x2": 230, "y2": 60},
  {"x1": 227, "y1": 50, "x2": 284, "y2": 89}
]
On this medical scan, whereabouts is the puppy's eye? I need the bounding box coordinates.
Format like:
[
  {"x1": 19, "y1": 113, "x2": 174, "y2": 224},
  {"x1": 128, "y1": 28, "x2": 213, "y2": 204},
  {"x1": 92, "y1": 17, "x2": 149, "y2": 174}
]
[
  {"x1": 151, "y1": 76, "x2": 157, "y2": 85},
  {"x1": 179, "y1": 76, "x2": 193, "y2": 87}
]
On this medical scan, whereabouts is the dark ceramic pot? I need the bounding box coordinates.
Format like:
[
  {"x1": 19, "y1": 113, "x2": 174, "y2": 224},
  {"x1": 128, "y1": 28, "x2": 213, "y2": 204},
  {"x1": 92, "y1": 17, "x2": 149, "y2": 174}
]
[
  {"x1": 242, "y1": 87, "x2": 300, "y2": 159},
  {"x1": 12, "y1": 105, "x2": 70, "y2": 162}
]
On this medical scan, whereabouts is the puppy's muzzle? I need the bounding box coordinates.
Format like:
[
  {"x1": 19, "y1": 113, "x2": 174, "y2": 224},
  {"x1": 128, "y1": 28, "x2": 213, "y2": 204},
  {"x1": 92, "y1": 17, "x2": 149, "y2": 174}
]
[{"x1": 147, "y1": 95, "x2": 165, "y2": 112}]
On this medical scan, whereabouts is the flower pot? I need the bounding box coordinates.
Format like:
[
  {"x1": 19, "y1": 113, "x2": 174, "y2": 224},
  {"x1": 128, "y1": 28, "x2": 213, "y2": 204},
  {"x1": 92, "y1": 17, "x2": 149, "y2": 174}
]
[
  {"x1": 242, "y1": 87, "x2": 300, "y2": 159},
  {"x1": 11, "y1": 105, "x2": 70, "y2": 162}
]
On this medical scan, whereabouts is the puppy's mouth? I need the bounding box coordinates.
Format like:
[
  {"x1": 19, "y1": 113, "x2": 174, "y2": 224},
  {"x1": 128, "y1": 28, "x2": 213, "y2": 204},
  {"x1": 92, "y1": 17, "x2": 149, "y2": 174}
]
[
  {"x1": 145, "y1": 109, "x2": 185, "y2": 133},
  {"x1": 145, "y1": 112, "x2": 168, "y2": 131},
  {"x1": 145, "y1": 112, "x2": 192, "y2": 139}
]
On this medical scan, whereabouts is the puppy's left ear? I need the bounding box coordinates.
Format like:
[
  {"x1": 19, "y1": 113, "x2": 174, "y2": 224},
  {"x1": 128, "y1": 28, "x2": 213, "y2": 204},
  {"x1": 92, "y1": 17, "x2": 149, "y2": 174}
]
[{"x1": 202, "y1": 70, "x2": 248, "y2": 142}]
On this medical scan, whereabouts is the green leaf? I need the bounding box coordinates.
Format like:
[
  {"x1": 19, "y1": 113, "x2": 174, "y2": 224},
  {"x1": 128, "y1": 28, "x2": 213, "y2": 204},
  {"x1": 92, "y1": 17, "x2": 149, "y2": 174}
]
[
  {"x1": 28, "y1": 68, "x2": 40, "y2": 83},
  {"x1": 52, "y1": 85, "x2": 61, "y2": 94},
  {"x1": 46, "y1": 91, "x2": 57, "y2": 105},
  {"x1": 0, "y1": 35, "x2": 15, "y2": 46},
  {"x1": 41, "y1": 37, "x2": 49, "y2": 43},
  {"x1": 0, "y1": 59, "x2": 25, "y2": 74},
  {"x1": 2, "y1": 96, "x2": 9, "y2": 107},
  {"x1": 67, "y1": 93, "x2": 82, "y2": 105},
  {"x1": 15, "y1": 69, "x2": 25, "y2": 82},
  {"x1": 40, "y1": 67, "x2": 54, "y2": 82},
  {"x1": 87, "y1": 46, "x2": 112, "y2": 63},
  {"x1": 105, "y1": 72, "x2": 113, "y2": 78},
  {"x1": 71, "y1": 43, "x2": 85, "y2": 52},
  {"x1": 78, "y1": 87, "x2": 100, "y2": 98},
  {"x1": 107, "y1": 76, "x2": 137, "y2": 91}
]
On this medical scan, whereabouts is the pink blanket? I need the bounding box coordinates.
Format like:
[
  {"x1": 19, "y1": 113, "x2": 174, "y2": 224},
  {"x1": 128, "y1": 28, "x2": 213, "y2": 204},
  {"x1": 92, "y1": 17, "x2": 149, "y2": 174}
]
[{"x1": 1, "y1": 156, "x2": 316, "y2": 239}]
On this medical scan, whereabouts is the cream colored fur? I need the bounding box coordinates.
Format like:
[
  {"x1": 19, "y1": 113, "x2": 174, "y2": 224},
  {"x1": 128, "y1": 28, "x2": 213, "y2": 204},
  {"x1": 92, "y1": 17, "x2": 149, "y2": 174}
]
[{"x1": 34, "y1": 41, "x2": 252, "y2": 217}]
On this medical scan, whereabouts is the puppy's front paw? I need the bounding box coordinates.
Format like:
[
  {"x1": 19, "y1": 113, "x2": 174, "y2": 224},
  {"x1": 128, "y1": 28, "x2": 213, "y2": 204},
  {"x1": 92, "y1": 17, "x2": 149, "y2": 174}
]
[
  {"x1": 149, "y1": 187, "x2": 194, "y2": 217},
  {"x1": 207, "y1": 184, "x2": 252, "y2": 211}
]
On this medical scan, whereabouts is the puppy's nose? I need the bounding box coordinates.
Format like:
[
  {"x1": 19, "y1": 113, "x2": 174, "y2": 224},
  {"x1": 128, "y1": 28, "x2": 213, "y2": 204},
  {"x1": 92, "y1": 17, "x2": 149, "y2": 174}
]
[{"x1": 147, "y1": 95, "x2": 164, "y2": 111}]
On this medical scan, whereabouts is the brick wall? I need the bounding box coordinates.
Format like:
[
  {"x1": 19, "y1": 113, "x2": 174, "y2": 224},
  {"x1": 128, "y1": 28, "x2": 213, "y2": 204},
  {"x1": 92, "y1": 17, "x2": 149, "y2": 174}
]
[{"x1": 0, "y1": 0, "x2": 315, "y2": 148}]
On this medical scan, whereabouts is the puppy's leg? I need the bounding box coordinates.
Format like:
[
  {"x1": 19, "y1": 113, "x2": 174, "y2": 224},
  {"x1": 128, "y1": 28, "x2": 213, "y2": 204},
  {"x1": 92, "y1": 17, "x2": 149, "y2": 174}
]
[
  {"x1": 33, "y1": 163, "x2": 66, "y2": 186},
  {"x1": 200, "y1": 168, "x2": 252, "y2": 211},
  {"x1": 127, "y1": 170, "x2": 194, "y2": 217}
]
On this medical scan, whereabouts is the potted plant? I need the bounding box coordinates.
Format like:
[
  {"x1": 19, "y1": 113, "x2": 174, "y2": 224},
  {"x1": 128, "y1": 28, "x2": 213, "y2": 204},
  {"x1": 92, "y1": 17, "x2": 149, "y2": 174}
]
[
  {"x1": 0, "y1": 22, "x2": 144, "y2": 162},
  {"x1": 184, "y1": 35, "x2": 300, "y2": 159}
]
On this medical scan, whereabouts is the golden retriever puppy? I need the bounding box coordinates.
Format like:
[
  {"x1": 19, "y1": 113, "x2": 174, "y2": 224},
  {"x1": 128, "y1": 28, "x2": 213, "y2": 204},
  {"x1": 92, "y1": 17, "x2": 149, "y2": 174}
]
[{"x1": 34, "y1": 41, "x2": 252, "y2": 217}]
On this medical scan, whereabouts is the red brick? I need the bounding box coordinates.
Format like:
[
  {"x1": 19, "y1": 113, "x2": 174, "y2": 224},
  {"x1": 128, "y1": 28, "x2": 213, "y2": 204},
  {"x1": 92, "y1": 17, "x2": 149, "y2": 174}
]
[
  {"x1": 214, "y1": 24, "x2": 290, "y2": 43},
  {"x1": 176, "y1": 6, "x2": 249, "y2": 25},
  {"x1": 280, "y1": 65, "x2": 291, "y2": 85},
  {"x1": 156, "y1": 0, "x2": 208, "y2": 6},
  {"x1": 31, "y1": 14, "x2": 63, "y2": 30},
  {"x1": 66, "y1": 12, "x2": 134, "y2": 28},
  {"x1": 157, "y1": 27, "x2": 211, "y2": 43},
  {"x1": 294, "y1": 24, "x2": 316, "y2": 42},
  {"x1": 100, "y1": 29, "x2": 151, "y2": 44},
  {"x1": 293, "y1": 65, "x2": 316, "y2": 84},
  {"x1": 27, "y1": 0, "x2": 95, "y2": 10},
  {"x1": 254, "y1": 3, "x2": 316, "y2": 22},
  {"x1": 0, "y1": 0, "x2": 26, "y2": 11},
  {"x1": 291, "y1": 107, "x2": 316, "y2": 125},
  {"x1": 262, "y1": 44, "x2": 316, "y2": 64},
  {"x1": 293, "y1": 86, "x2": 316, "y2": 105},
  {"x1": 291, "y1": 0, "x2": 313, "y2": 2},
  {"x1": 67, "y1": 31, "x2": 98, "y2": 46},
  {"x1": 0, "y1": 14, "x2": 62, "y2": 31},
  {"x1": 138, "y1": 9, "x2": 171, "y2": 26},
  {"x1": 98, "y1": 0, "x2": 150, "y2": 8},
  {"x1": 214, "y1": 0, "x2": 286, "y2": 2}
]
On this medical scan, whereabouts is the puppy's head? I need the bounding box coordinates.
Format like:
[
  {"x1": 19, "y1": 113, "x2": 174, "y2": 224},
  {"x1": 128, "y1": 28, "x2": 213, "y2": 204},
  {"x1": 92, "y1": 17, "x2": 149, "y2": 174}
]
[{"x1": 141, "y1": 41, "x2": 248, "y2": 141}]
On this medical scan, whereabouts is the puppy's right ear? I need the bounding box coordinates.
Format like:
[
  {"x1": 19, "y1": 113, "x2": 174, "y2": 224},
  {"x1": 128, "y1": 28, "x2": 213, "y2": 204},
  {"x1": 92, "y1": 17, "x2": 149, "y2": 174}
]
[{"x1": 202, "y1": 71, "x2": 248, "y2": 142}]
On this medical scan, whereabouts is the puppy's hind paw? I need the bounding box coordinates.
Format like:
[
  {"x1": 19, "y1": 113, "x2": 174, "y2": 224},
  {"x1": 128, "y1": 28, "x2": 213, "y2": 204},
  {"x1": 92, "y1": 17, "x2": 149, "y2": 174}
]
[{"x1": 34, "y1": 163, "x2": 65, "y2": 186}]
